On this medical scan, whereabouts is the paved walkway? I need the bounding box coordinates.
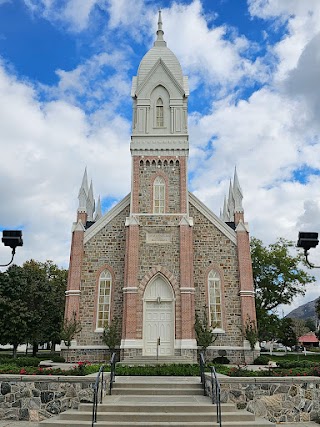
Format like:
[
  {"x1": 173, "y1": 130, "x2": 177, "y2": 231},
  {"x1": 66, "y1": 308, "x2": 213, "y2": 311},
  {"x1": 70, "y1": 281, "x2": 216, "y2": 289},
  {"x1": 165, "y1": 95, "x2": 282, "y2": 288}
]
[{"x1": 0, "y1": 420, "x2": 318, "y2": 426}]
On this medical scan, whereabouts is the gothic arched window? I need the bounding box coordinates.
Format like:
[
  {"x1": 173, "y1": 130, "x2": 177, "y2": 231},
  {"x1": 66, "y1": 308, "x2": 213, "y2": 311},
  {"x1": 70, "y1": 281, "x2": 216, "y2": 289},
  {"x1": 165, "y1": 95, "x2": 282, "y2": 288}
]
[
  {"x1": 97, "y1": 270, "x2": 112, "y2": 329},
  {"x1": 208, "y1": 270, "x2": 222, "y2": 329},
  {"x1": 156, "y1": 98, "x2": 164, "y2": 127},
  {"x1": 153, "y1": 176, "x2": 165, "y2": 213}
]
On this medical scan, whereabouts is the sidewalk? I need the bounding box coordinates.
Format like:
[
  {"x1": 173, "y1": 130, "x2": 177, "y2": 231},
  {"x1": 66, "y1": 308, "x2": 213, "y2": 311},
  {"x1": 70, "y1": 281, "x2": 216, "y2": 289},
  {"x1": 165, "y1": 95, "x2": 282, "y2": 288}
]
[{"x1": 0, "y1": 419, "x2": 318, "y2": 426}]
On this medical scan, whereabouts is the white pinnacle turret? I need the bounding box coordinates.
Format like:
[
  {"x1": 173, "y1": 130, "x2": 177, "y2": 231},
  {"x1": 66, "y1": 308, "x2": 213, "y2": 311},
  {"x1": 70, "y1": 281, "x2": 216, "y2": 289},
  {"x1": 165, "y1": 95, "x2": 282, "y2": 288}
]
[
  {"x1": 94, "y1": 196, "x2": 102, "y2": 221},
  {"x1": 233, "y1": 167, "x2": 244, "y2": 213},
  {"x1": 87, "y1": 180, "x2": 95, "y2": 221},
  {"x1": 78, "y1": 167, "x2": 89, "y2": 212}
]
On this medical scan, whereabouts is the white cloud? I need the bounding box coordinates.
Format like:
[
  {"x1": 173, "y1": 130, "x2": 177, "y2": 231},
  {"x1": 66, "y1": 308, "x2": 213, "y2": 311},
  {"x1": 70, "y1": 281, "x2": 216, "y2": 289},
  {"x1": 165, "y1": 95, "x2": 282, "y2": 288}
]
[
  {"x1": 163, "y1": 1, "x2": 270, "y2": 94},
  {"x1": 0, "y1": 63, "x2": 130, "y2": 267},
  {"x1": 248, "y1": 0, "x2": 320, "y2": 81}
]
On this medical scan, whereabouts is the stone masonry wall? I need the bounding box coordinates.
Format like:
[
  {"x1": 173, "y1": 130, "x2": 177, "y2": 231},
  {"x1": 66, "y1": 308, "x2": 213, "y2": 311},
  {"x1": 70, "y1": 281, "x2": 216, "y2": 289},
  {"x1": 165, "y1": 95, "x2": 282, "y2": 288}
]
[
  {"x1": 204, "y1": 374, "x2": 320, "y2": 424},
  {"x1": 0, "y1": 375, "x2": 105, "y2": 421},
  {"x1": 77, "y1": 204, "x2": 130, "y2": 347},
  {"x1": 190, "y1": 203, "x2": 243, "y2": 348},
  {"x1": 138, "y1": 158, "x2": 181, "y2": 213}
]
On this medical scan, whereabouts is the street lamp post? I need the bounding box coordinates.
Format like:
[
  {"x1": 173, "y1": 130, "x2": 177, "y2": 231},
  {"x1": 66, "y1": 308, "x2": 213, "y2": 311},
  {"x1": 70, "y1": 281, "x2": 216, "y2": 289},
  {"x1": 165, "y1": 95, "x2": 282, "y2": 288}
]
[
  {"x1": 0, "y1": 230, "x2": 23, "y2": 267},
  {"x1": 297, "y1": 231, "x2": 320, "y2": 269}
]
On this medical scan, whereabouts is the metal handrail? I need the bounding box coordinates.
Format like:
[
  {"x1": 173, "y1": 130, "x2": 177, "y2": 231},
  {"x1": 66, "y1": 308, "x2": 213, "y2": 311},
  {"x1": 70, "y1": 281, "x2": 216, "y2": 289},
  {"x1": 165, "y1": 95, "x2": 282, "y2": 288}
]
[
  {"x1": 109, "y1": 352, "x2": 116, "y2": 395},
  {"x1": 91, "y1": 353, "x2": 116, "y2": 427},
  {"x1": 210, "y1": 365, "x2": 222, "y2": 427},
  {"x1": 199, "y1": 352, "x2": 206, "y2": 396},
  {"x1": 92, "y1": 364, "x2": 105, "y2": 427}
]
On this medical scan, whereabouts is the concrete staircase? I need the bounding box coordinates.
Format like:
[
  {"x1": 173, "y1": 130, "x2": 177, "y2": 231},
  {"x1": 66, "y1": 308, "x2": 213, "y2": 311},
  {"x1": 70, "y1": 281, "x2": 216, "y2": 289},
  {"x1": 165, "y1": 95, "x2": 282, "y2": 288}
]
[{"x1": 39, "y1": 376, "x2": 276, "y2": 427}]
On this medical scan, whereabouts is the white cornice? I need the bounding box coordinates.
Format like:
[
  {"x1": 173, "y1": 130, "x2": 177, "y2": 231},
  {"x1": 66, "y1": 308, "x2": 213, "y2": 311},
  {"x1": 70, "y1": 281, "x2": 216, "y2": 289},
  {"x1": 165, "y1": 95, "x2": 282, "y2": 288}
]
[
  {"x1": 84, "y1": 194, "x2": 130, "y2": 244},
  {"x1": 189, "y1": 192, "x2": 237, "y2": 245}
]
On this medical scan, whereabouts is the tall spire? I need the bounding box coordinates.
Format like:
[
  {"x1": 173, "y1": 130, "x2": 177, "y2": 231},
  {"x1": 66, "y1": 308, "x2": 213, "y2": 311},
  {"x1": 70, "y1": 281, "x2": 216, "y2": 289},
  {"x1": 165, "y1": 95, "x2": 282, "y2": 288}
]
[
  {"x1": 78, "y1": 167, "x2": 89, "y2": 212},
  {"x1": 87, "y1": 180, "x2": 95, "y2": 221},
  {"x1": 94, "y1": 196, "x2": 102, "y2": 221},
  {"x1": 154, "y1": 9, "x2": 167, "y2": 47},
  {"x1": 233, "y1": 167, "x2": 244, "y2": 213}
]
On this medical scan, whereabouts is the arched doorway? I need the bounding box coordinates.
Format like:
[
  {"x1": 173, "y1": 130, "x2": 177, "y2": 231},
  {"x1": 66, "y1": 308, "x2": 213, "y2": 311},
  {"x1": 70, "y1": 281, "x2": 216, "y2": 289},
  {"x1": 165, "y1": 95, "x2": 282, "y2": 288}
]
[{"x1": 143, "y1": 275, "x2": 174, "y2": 356}]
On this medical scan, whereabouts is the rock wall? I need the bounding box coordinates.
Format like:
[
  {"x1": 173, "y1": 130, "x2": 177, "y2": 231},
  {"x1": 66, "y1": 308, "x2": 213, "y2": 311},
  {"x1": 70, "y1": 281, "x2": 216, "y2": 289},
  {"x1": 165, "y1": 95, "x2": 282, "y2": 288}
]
[
  {"x1": 0, "y1": 375, "x2": 108, "y2": 421},
  {"x1": 205, "y1": 374, "x2": 320, "y2": 423}
]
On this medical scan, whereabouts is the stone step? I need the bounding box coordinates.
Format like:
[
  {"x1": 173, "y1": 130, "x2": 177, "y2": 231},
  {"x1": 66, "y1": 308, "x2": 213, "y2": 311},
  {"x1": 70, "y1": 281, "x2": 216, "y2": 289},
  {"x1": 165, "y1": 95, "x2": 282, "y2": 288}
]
[
  {"x1": 112, "y1": 382, "x2": 201, "y2": 389},
  {"x1": 111, "y1": 387, "x2": 203, "y2": 395},
  {"x1": 40, "y1": 420, "x2": 275, "y2": 427},
  {"x1": 60, "y1": 409, "x2": 255, "y2": 422},
  {"x1": 38, "y1": 376, "x2": 275, "y2": 427},
  {"x1": 78, "y1": 402, "x2": 236, "y2": 413}
]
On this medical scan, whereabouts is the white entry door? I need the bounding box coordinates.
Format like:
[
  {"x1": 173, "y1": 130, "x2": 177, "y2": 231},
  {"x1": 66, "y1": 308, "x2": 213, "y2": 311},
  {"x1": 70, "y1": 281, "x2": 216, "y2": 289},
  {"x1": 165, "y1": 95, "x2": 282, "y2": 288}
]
[{"x1": 143, "y1": 276, "x2": 174, "y2": 356}]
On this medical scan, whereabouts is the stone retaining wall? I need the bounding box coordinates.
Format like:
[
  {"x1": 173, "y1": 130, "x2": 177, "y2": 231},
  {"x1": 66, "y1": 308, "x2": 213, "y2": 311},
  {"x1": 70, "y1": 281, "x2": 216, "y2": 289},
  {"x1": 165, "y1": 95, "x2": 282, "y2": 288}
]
[
  {"x1": 0, "y1": 374, "x2": 109, "y2": 422},
  {"x1": 204, "y1": 374, "x2": 320, "y2": 424}
]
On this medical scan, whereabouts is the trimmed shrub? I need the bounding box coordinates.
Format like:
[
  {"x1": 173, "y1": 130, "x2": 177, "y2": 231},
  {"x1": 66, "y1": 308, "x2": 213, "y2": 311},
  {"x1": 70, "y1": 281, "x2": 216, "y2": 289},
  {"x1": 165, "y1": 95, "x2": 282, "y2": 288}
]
[
  {"x1": 253, "y1": 355, "x2": 271, "y2": 365},
  {"x1": 212, "y1": 356, "x2": 230, "y2": 365}
]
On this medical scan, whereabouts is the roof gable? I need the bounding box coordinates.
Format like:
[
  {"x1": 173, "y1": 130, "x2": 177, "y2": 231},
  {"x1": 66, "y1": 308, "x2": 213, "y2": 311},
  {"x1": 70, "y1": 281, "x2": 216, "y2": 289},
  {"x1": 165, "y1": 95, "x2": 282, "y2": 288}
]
[
  {"x1": 84, "y1": 194, "x2": 130, "y2": 244},
  {"x1": 189, "y1": 192, "x2": 237, "y2": 244}
]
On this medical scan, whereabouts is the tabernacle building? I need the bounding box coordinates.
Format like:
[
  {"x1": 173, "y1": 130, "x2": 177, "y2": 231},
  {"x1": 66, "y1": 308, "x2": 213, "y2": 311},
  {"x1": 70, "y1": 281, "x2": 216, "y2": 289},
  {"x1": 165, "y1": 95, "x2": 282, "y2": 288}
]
[{"x1": 63, "y1": 12, "x2": 257, "y2": 364}]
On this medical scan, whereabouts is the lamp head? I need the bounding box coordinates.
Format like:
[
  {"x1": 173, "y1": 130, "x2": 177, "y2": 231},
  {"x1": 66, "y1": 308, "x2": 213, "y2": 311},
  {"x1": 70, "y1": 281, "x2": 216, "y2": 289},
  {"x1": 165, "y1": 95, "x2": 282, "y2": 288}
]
[
  {"x1": 2, "y1": 230, "x2": 23, "y2": 250},
  {"x1": 297, "y1": 231, "x2": 319, "y2": 252}
]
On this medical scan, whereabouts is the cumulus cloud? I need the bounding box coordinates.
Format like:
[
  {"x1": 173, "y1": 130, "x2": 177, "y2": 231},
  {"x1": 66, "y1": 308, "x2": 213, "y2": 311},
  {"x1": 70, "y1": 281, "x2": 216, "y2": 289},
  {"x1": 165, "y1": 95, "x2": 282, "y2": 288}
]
[{"x1": 0, "y1": 62, "x2": 131, "y2": 267}]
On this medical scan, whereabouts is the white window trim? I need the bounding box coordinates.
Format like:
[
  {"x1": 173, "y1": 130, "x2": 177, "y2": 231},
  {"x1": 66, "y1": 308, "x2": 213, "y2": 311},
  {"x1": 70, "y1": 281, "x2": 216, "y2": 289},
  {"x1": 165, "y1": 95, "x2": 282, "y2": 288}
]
[
  {"x1": 208, "y1": 270, "x2": 223, "y2": 330},
  {"x1": 96, "y1": 270, "x2": 112, "y2": 329}
]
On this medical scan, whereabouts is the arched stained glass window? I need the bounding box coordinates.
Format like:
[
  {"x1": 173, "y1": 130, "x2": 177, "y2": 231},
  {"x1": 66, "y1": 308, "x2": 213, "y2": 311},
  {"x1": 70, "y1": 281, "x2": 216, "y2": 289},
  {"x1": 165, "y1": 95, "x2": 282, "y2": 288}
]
[
  {"x1": 153, "y1": 176, "x2": 165, "y2": 213},
  {"x1": 97, "y1": 270, "x2": 112, "y2": 329},
  {"x1": 208, "y1": 270, "x2": 222, "y2": 329},
  {"x1": 156, "y1": 98, "x2": 164, "y2": 127}
]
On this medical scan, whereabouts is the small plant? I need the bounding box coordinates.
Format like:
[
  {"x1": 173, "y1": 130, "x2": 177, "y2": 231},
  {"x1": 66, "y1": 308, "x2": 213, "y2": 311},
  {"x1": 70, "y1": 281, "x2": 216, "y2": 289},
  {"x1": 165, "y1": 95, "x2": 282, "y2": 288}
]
[
  {"x1": 102, "y1": 317, "x2": 121, "y2": 356},
  {"x1": 244, "y1": 317, "x2": 258, "y2": 350},
  {"x1": 194, "y1": 307, "x2": 218, "y2": 360},
  {"x1": 60, "y1": 311, "x2": 82, "y2": 361}
]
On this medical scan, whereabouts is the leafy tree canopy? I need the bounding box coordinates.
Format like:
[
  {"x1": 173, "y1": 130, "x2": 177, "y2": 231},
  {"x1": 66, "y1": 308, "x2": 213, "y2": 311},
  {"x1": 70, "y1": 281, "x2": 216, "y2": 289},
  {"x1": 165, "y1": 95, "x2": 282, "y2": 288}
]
[
  {"x1": 251, "y1": 237, "x2": 315, "y2": 313},
  {"x1": 251, "y1": 237, "x2": 315, "y2": 343}
]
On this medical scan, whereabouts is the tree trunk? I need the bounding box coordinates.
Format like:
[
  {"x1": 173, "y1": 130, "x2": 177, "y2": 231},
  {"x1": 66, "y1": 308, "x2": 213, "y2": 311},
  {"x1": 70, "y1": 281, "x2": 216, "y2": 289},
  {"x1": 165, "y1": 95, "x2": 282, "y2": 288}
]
[
  {"x1": 32, "y1": 342, "x2": 38, "y2": 357},
  {"x1": 13, "y1": 343, "x2": 18, "y2": 359}
]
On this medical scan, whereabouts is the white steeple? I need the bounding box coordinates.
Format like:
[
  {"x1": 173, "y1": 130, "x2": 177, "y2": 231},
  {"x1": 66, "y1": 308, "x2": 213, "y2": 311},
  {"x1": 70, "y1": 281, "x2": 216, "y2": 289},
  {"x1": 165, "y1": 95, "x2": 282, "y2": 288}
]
[
  {"x1": 227, "y1": 180, "x2": 235, "y2": 221},
  {"x1": 94, "y1": 196, "x2": 102, "y2": 221},
  {"x1": 155, "y1": 10, "x2": 166, "y2": 47},
  {"x1": 87, "y1": 180, "x2": 95, "y2": 221},
  {"x1": 78, "y1": 167, "x2": 89, "y2": 212},
  {"x1": 233, "y1": 167, "x2": 244, "y2": 213}
]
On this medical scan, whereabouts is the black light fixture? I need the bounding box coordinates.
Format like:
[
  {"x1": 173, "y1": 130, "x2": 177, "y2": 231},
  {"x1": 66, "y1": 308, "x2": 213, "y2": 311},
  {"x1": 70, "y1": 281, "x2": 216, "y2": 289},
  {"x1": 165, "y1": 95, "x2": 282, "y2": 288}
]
[
  {"x1": 1, "y1": 230, "x2": 23, "y2": 267},
  {"x1": 297, "y1": 231, "x2": 319, "y2": 268}
]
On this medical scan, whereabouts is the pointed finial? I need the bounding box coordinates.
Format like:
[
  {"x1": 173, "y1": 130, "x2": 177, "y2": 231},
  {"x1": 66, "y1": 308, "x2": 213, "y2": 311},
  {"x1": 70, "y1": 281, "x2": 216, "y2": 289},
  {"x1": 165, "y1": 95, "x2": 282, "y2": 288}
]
[
  {"x1": 94, "y1": 196, "x2": 102, "y2": 221},
  {"x1": 154, "y1": 9, "x2": 166, "y2": 47},
  {"x1": 233, "y1": 166, "x2": 244, "y2": 213},
  {"x1": 78, "y1": 167, "x2": 89, "y2": 212}
]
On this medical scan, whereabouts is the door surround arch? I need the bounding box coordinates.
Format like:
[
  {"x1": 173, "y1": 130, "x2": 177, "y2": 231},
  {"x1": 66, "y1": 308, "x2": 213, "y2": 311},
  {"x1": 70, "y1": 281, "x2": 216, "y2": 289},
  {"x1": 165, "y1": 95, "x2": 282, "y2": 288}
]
[{"x1": 143, "y1": 273, "x2": 175, "y2": 356}]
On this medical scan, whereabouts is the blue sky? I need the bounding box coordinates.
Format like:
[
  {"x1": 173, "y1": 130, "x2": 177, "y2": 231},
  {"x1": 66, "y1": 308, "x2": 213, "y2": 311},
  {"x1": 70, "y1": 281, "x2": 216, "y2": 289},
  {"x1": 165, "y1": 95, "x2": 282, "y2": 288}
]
[{"x1": 0, "y1": 0, "x2": 320, "y2": 314}]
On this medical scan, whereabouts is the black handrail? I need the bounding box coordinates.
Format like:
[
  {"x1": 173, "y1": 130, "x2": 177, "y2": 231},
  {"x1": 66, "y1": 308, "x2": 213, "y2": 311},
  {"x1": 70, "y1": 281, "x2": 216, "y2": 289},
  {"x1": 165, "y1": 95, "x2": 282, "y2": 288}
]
[
  {"x1": 92, "y1": 364, "x2": 105, "y2": 427},
  {"x1": 199, "y1": 352, "x2": 206, "y2": 396},
  {"x1": 210, "y1": 365, "x2": 222, "y2": 427},
  {"x1": 109, "y1": 352, "x2": 116, "y2": 395},
  {"x1": 91, "y1": 353, "x2": 116, "y2": 427}
]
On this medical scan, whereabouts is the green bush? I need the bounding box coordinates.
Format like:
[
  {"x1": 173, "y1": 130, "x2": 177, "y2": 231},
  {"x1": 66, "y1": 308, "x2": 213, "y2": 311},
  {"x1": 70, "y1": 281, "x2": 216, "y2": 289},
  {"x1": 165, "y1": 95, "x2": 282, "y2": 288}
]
[
  {"x1": 212, "y1": 356, "x2": 230, "y2": 365},
  {"x1": 50, "y1": 355, "x2": 65, "y2": 363},
  {"x1": 253, "y1": 355, "x2": 271, "y2": 365},
  {"x1": 116, "y1": 364, "x2": 200, "y2": 376},
  {"x1": 15, "y1": 357, "x2": 40, "y2": 367}
]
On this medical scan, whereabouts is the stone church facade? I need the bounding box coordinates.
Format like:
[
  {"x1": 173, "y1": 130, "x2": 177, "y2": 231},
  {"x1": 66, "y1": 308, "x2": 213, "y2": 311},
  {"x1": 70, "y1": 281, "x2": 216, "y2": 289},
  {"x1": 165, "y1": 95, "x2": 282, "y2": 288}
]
[{"x1": 63, "y1": 12, "x2": 257, "y2": 364}]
